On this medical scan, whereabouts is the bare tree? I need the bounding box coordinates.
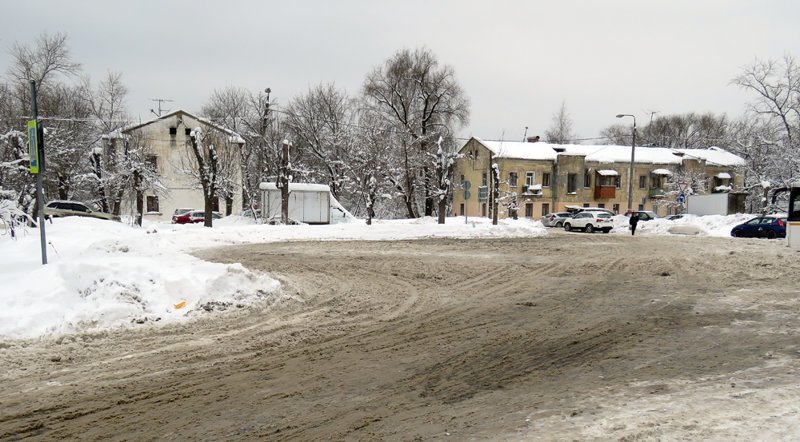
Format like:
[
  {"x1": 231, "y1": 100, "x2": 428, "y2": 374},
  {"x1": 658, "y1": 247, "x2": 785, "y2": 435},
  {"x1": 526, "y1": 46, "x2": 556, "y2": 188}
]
[
  {"x1": 733, "y1": 55, "x2": 799, "y2": 146},
  {"x1": 544, "y1": 101, "x2": 575, "y2": 144},
  {"x1": 285, "y1": 83, "x2": 353, "y2": 200},
  {"x1": 87, "y1": 71, "x2": 129, "y2": 212},
  {"x1": 185, "y1": 126, "x2": 241, "y2": 227},
  {"x1": 732, "y1": 55, "x2": 800, "y2": 209},
  {"x1": 362, "y1": 47, "x2": 469, "y2": 218}
]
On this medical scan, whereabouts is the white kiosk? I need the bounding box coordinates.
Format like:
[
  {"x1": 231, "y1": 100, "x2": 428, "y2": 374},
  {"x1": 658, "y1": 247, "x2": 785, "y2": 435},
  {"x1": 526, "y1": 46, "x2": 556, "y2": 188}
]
[{"x1": 788, "y1": 182, "x2": 800, "y2": 250}]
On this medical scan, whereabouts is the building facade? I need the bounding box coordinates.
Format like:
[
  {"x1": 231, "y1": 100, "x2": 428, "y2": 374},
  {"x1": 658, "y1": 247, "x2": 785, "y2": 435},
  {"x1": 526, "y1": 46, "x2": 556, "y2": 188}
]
[
  {"x1": 453, "y1": 137, "x2": 745, "y2": 220},
  {"x1": 108, "y1": 110, "x2": 244, "y2": 221}
]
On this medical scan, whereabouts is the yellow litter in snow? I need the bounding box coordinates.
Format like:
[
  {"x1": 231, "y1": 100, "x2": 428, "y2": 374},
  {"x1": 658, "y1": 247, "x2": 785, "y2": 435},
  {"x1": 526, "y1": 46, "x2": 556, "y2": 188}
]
[{"x1": 174, "y1": 300, "x2": 187, "y2": 309}]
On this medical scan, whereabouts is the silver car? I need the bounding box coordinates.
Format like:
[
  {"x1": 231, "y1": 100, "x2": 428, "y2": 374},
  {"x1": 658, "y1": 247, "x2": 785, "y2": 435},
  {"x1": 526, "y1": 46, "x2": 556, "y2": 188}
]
[
  {"x1": 44, "y1": 200, "x2": 119, "y2": 221},
  {"x1": 543, "y1": 212, "x2": 572, "y2": 227}
]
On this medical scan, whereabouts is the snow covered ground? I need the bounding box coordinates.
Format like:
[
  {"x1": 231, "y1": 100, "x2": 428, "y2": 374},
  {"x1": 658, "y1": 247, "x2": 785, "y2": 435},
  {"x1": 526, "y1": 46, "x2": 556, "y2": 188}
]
[{"x1": 0, "y1": 213, "x2": 759, "y2": 340}]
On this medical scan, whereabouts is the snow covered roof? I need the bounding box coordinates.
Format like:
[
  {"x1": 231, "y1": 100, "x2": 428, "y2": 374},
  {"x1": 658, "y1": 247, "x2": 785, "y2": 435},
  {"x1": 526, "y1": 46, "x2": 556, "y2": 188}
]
[
  {"x1": 121, "y1": 109, "x2": 245, "y2": 144},
  {"x1": 259, "y1": 182, "x2": 331, "y2": 192},
  {"x1": 674, "y1": 147, "x2": 745, "y2": 167},
  {"x1": 473, "y1": 138, "x2": 558, "y2": 160},
  {"x1": 652, "y1": 168, "x2": 673, "y2": 175},
  {"x1": 597, "y1": 169, "x2": 619, "y2": 176},
  {"x1": 465, "y1": 138, "x2": 744, "y2": 167}
]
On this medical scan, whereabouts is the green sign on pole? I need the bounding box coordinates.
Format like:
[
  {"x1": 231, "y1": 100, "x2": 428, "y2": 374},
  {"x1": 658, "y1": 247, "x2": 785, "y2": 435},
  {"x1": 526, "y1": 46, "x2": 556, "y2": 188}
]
[{"x1": 27, "y1": 120, "x2": 39, "y2": 174}]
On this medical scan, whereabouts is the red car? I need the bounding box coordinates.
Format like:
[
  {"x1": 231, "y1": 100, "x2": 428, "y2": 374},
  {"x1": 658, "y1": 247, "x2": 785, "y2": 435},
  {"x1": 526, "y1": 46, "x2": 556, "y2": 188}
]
[{"x1": 174, "y1": 210, "x2": 222, "y2": 224}]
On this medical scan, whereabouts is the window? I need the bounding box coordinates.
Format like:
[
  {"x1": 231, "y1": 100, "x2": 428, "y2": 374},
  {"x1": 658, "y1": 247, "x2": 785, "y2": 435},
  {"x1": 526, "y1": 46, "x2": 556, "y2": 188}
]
[
  {"x1": 509, "y1": 172, "x2": 518, "y2": 187},
  {"x1": 459, "y1": 203, "x2": 465, "y2": 216},
  {"x1": 185, "y1": 128, "x2": 192, "y2": 136},
  {"x1": 482, "y1": 172, "x2": 488, "y2": 187},
  {"x1": 460, "y1": 174, "x2": 465, "y2": 184},
  {"x1": 542, "y1": 172, "x2": 551, "y2": 187},
  {"x1": 541, "y1": 203, "x2": 550, "y2": 216},
  {"x1": 146, "y1": 196, "x2": 159, "y2": 213},
  {"x1": 525, "y1": 171, "x2": 535, "y2": 186},
  {"x1": 583, "y1": 203, "x2": 590, "y2": 208},
  {"x1": 598, "y1": 203, "x2": 605, "y2": 208},
  {"x1": 638, "y1": 204, "x2": 645, "y2": 211},
  {"x1": 145, "y1": 154, "x2": 158, "y2": 172},
  {"x1": 169, "y1": 127, "x2": 177, "y2": 136},
  {"x1": 584, "y1": 169, "x2": 591, "y2": 188},
  {"x1": 613, "y1": 203, "x2": 620, "y2": 214},
  {"x1": 525, "y1": 203, "x2": 533, "y2": 218},
  {"x1": 567, "y1": 173, "x2": 577, "y2": 193},
  {"x1": 614, "y1": 176, "x2": 621, "y2": 188},
  {"x1": 639, "y1": 175, "x2": 647, "y2": 189},
  {"x1": 481, "y1": 203, "x2": 487, "y2": 217}
]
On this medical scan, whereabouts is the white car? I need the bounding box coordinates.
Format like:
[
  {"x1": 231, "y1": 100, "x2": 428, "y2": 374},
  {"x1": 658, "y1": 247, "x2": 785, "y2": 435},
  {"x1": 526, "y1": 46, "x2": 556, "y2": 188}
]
[{"x1": 563, "y1": 211, "x2": 614, "y2": 233}]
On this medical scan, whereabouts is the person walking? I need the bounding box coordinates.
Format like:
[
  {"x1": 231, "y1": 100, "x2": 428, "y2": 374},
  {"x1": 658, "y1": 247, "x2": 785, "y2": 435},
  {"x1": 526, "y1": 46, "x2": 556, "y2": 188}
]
[{"x1": 629, "y1": 211, "x2": 640, "y2": 236}]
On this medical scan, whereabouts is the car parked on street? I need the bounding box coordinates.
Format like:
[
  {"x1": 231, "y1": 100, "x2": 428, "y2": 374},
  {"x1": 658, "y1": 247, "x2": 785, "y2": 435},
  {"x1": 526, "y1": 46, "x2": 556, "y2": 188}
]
[
  {"x1": 44, "y1": 200, "x2": 119, "y2": 221},
  {"x1": 543, "y1": 212, "x2": 572, "y2": 227},
  {"x1": 563, "y1": 211, "x2": 614, "y2": 233},
  {"x1": 173, "y1": 210, "x2": 221, "y2": 224},
  {"x1": 171, "y1": 208, "x2": 194, "y2": 223},
  {"x1": 731, "y1": 216, "x2": 787, "y2": 239},
  {"x1": 632, "y1": 210, "x2": 659, "y2": 221}
]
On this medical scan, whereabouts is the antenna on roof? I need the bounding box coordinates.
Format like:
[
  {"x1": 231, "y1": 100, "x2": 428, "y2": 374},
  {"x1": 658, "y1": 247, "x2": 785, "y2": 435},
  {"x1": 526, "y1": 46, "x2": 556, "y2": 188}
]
[
  {"x1": 523, "y1": 126, "x2": 528, "y2": 142},
  {"x1": 150, "y1": 98, "x2": 174, "y2": 117}
]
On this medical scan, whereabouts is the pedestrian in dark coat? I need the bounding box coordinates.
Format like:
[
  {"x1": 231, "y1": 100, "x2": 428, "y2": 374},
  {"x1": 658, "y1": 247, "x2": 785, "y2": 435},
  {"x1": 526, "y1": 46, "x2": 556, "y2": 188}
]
[{"x1": 629, "y1": 211, "x2": 640, "y2": 236}]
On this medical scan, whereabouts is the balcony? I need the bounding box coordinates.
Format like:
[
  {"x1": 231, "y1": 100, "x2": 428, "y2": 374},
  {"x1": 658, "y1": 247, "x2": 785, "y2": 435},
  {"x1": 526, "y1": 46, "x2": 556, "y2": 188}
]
[
  {"x1": 649, "y1": 188, "x2": 666, "y2": 198},
  {"x1": 522, "y1": 184, "x2": 543, "y2": 195},
  {"x1": 594, "y1": 186, "x2": 616, "y2": 199}
]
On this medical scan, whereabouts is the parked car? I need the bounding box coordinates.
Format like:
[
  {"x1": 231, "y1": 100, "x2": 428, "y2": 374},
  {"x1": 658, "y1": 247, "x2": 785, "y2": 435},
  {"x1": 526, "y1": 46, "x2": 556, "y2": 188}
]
[
  {"x1": 731, "y1": 216, "x2": 787, "y2": 239},
  {"x1": 173, "y1": 210, "x2": 221, "y2": 224},
  {"x1": 563, "y1": 211, "x2": 614, "y2": 233},
  {"x1": 44, "y1": 200, "x2": 119, "y2": 221},
  {"x1": 632, "y1": 210, "x2": 659, "y2": 221},
  {"x1": 543, "y1": 212, "x2": 572, "y2": 227},
  {"x1": 171, "y1": 208, "x2": 194, "y2": 223}
]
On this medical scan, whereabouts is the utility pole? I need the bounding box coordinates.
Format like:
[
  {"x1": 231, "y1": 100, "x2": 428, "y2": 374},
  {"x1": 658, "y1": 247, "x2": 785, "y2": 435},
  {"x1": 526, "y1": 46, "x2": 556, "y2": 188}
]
[
  {"x1": 150, "y1": 98, "x2": 173, "y2": 117},
  {"x1": 29, "y1": 80, "x2": 47, "y2": 264}
]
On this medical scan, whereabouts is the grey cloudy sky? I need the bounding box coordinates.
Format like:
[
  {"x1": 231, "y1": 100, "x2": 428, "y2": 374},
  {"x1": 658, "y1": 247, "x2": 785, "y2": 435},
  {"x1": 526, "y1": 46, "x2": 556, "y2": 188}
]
[{"x1": 2, "y1": 0, "x2": 799, "y2": 142}]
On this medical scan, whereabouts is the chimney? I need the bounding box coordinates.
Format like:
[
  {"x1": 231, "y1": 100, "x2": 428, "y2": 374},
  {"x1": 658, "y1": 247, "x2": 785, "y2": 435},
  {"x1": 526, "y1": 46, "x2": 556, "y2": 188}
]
[{"x1": 526, "y1": 136, "x2": 540, "y2": 143}]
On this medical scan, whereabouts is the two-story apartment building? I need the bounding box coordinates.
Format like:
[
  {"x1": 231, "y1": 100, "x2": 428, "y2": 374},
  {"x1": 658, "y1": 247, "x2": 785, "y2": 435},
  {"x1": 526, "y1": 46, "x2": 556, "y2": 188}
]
[
  {"x1": 108, "y1": 110, "x2": 244, "y2": 221},
  {"x1": 453, "y1": 137, "x2": 745, "y2": 220}
]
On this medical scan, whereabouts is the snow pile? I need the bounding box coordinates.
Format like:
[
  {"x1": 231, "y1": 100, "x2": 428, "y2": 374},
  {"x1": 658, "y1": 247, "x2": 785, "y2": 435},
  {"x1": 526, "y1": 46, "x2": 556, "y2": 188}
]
[
  {"x1": 0, "y1": 215, "x2": 546, "y2": 339},
  {"x1": 0, "y1": 218, "x2": 280, "y2": 339},
  {"x1": 608, "y1": 213, "x2": 756, "y2": 236}
]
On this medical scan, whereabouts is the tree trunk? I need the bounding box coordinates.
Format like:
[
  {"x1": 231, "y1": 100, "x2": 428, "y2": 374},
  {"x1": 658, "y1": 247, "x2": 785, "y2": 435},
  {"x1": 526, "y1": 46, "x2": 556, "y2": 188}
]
[
  {"x1": 423, "y1": 167, "x2": 434, "y2": 216},
  {"x1": 134, "y1": 170, "x2": 143, "y2": 227},
  {"x1": 204, "y1": 196, "x2": 213, "y2": 227},
  {"x1": 437, "y1": 198, "x2": 446, "y2": 224},
  {"x1": 280, "y1": 140, "x2": 290, "y2": 224},
  {"x1": 225, "y1": 195, "x2": 233, "y2": 216}
]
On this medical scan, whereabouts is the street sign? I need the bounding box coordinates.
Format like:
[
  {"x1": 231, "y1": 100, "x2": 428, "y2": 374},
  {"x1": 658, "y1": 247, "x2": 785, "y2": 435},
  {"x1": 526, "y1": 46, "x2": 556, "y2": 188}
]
[
  {"x1": 678, "y1": 192, "x2": 685, "y2": 206},
  {"x1": 463, "y1": 180, "x2": 471, "y2": 190},
  {"x1": 464, "y1": 190, "x2": 471, "y2": 200},
  {"x1": 27, "y1": 120, "x2": 39, "y2": 174}
]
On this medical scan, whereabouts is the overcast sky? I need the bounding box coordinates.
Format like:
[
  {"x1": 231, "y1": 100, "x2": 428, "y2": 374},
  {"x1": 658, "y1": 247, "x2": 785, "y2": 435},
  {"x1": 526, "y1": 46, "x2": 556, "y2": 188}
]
[{"x1": 2, "y1": 0, "x2": 799, "y2": 142}]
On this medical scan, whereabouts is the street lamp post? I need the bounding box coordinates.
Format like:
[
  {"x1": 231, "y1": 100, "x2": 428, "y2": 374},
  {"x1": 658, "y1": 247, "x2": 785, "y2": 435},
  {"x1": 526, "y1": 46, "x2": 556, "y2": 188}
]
[{"x1": 616, "y1": 114, "x2": 637, "y2": 213}]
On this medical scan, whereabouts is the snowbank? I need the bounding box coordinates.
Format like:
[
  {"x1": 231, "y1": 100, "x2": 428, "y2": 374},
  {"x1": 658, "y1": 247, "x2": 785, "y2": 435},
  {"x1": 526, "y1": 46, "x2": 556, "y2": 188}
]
[
  {"x1": 0, "y1": 215, "x2": 546, "y2": 339},
  {"x1": 607, "y1": 213, "x2": 755, "y2": 236}
]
